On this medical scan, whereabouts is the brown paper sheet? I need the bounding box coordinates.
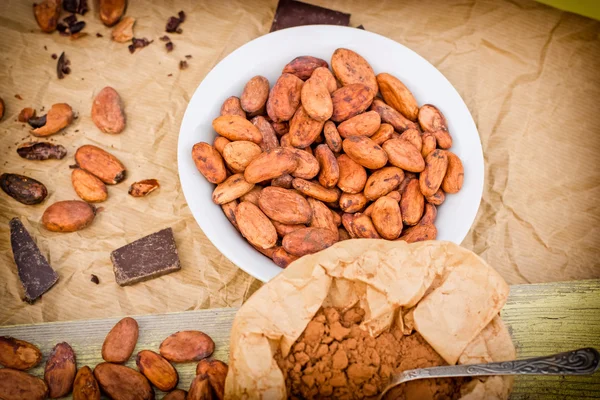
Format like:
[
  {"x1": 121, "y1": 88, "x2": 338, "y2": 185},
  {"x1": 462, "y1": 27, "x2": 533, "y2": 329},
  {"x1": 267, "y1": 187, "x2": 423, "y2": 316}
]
[{"x1": 1, "y1": 0, "x2": 599, "y2": 326}]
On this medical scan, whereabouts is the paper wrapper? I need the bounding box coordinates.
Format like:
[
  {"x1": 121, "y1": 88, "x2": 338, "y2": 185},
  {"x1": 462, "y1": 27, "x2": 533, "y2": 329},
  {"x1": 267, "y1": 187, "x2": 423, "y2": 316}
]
[
  {"x1": 226, "y1": 240, "x2": 515, "y2": 399},
  {"x1": 1, "y1": 0, "x2": 599, "y2": 325}
]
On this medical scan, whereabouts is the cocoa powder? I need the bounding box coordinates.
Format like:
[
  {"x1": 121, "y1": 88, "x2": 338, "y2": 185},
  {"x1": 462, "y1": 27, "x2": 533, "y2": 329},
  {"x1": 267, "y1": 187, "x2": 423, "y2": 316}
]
[{"x1": 275, "y1": 306, "x2": 465, "y2": 399}]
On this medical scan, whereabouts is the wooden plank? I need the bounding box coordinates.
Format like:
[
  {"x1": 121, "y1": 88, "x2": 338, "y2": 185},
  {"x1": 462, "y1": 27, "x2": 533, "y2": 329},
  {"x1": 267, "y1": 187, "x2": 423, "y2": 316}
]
[
  {"x1": 0, "y1": 280, "x2": 598, "y2": 399},
  {"x1": 502, "y1": 280, "x2": 600, "y2": 399}
]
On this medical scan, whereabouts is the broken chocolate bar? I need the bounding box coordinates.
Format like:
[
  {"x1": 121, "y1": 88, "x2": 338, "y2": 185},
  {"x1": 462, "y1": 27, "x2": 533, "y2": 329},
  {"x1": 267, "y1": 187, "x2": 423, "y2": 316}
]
[
  {"x1": 110, "y1": 227, "x2": 181, "y2": 286},
  {"x1": 270, "y1": 0, "x2": 350, "y2": 32},
  {"x1": 10, "y1": 218, "x2": 59, "y2": 303}
]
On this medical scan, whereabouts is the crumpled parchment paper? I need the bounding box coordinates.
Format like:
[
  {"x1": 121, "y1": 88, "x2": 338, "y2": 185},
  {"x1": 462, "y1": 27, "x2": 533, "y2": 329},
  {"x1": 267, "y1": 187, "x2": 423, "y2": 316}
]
[{"x1": 1, "y1": 0, "x2": 599, "y2": 325}]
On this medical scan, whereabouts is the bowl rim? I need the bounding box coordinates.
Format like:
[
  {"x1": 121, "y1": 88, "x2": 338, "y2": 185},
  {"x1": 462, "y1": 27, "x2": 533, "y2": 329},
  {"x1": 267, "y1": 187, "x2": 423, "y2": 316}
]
[{"x1": 177, "y1": 25, "x2": 484, "y2": 283}]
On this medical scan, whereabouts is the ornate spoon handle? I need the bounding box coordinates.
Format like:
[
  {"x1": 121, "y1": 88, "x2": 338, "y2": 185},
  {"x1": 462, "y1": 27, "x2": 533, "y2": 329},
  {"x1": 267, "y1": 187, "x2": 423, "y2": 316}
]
[{"x1": 380, "y1": 348, "x2": 599, "y2": 399}]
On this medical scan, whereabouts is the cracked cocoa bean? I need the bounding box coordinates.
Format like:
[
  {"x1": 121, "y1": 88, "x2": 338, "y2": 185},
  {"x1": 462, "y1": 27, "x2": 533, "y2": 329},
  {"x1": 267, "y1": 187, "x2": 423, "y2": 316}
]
[
  {"x1": 0, "y1": 173, "x2": 48, "y2": 205},
  {"x1": 17, "y1": 142, "x2": 67, "y2": 160}
]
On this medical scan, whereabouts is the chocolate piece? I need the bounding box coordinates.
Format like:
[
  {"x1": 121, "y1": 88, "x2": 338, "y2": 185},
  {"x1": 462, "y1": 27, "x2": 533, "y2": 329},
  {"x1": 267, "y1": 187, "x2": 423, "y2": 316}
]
[
  {"x1": 90, "y1": 274, "x2": 99, "y2": 284},
  {"x1": 179, "y1": 60, "x2": 188, "y2": 70},
  {"x1": 110, "y1": 228, "x2": 181, "y2": 286},
  {"x1": 28, "y1": 114, "x2": 47, "y2": 129},
  {"x1": 356, "y1": 24, "x2": 365, "y2": 30},
  {"x1": 96, "y1": 32, "x2": 103, "y2": 37},
  {"x1": 10, "y1": 218, "x2": 59, "y2": 302},
  {"x1": 270, "y1": 0, "x2": 350, "y2": 32},
  {"x1": 128, "y1": 37, "x2": 153, "y2": 54},
  {"x1": 69, "y1": 20, "x2": 86, "y2": 34},
  {"x1": 165, "y1": 11, "x2": 186, "y2": 33},
  {"x1": 159, "y1": 35, "x2": 170, "y2": 42},
  {"x1": 165, "y1": 41, "x2": 174, "y2": 52}
]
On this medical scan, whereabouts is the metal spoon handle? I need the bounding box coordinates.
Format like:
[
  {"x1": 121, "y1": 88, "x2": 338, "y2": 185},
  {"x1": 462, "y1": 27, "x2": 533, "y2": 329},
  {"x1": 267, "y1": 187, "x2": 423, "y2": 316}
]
[{"x1": 397, "y1": 347, "x2": 600, "y2": 384}]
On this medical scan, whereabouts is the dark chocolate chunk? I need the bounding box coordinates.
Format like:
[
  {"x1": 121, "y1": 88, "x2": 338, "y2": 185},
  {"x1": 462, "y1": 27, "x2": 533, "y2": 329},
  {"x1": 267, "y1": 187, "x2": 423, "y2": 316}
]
[
  {"x1": 17, "y1": 142, "x2": 67, "y2": 160},
  {"x1": 128, "y1": 37, "x2": 153, "y2": 54},
  {"x1": 28, "y1": 114, "x2": 47, "y2": 129},
  {"x1": 178, "y1": 10, "x2": 186, "y2": 22},
  {"x1": 270, "y1": 0, "x2": 350, "y2": 32},
  {"x1": 10, "y1": 218, "x2": 59, "y2": 303},
  {"x1": 110, "y1": 228, "x2": 181, "y2": 286},
  {"x1": 166, "y1": 41, "x2": 174, "y2": 52},
  {"x1": 90, "y1": 274, "x2": 99, "y2": 284},
  {"x1": 51, "y1": 53, "x2": 57, "y2": 59},
  {"x1": 356, "y1": 24, "x2": 365, "y2": 30}
]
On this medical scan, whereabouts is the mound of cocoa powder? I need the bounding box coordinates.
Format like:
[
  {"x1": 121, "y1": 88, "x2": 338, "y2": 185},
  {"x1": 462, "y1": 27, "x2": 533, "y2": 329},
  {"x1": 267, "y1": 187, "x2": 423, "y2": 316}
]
[{"x1": 275, "y1": 306, "x2": 466, "y2": 399}]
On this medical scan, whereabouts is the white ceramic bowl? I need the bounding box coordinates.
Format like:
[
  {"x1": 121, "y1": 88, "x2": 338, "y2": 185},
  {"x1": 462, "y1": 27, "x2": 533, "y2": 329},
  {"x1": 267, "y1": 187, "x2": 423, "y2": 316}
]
[{"x1": 178, "y1": 25, "x2": 484, "y2": 282}]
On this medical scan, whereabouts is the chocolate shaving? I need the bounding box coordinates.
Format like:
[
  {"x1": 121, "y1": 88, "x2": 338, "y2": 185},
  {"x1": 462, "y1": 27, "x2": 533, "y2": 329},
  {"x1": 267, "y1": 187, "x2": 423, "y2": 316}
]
[
  {"x1": 160, "y1": 35, "x2": 170, "y2": 42},
  {"x1": 185, "y1": 54, "x2": 192, "y2": 59},
  {"x1": 56, "y1": 52, "x2": 71, "y2": 79},
  {"x1": 270, "y1": 0, "x2": 350, "y2": 32},
  {"x1": 15, "y1": 94, "x2": 23, "y2": 100},
  {"x1": 44, "y1": 45, "x2": 47, "y2": 50},
  {"x1": 96, "y1": 32, "x2": 103, "y2": 37},
  {"x1": 179, "y1": 60, "x2": 188, "y2": 70},
  {"x1": 167, "y1": 73, "x2": 173, "y2": 77},
  {"x1": 90, "y1": 274, "x2": 100, "y2": 284},
  {"x1": 166, "y1": 41, "x2": 174, "y2": 52},
  {"x1": 69, "y1": 164, "x2": 78, "y2": 169},
  {"x1": 27, "y1": 115, "x2": 47, "y2": 129},
  {"x1": 128, "y1": 37, "x2": 153, "y2": 54},
  {"x1": 165, "y1": 10, "x2": 186, "y2": 33}
]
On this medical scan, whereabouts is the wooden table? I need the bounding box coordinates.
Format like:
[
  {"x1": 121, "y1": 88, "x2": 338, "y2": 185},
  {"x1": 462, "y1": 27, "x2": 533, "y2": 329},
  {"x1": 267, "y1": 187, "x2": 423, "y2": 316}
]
[{"x1": 1, "y1": 280, "x2": 598, "y2": 399}]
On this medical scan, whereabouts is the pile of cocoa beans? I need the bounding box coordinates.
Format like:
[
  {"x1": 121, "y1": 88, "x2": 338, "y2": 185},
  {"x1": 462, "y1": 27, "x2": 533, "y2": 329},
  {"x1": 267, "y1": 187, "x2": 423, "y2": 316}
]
[{"x1": 192, "y1": 49, "x2": 464, "y2": 268}]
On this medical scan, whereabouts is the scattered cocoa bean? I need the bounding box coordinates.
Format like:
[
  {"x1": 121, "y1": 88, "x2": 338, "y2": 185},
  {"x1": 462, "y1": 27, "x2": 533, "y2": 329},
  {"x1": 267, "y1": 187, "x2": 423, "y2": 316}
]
[
  {"x1": 0, "y1": 368, "x2": 48, "y2": 400},
  {"x1": 159, "y1": 331, "x2": 215, "y2": 362},
  {"x1": 74, "y1": 145, "x2": 126, "y2": 185},
  {"x1": 0, "y1": 337, "x2": 42, "y2": 370},
  {"x1": 111, "y1": 16, "x2": 135, "y2": 43},
  {"x1": 18, "y1": 107, "x2": 36, "y2": 122},
  {"x1": 71, "y1": 168, "x2": 108, "y2": 202},
  {"x1": 128, "y1": 179, "x2": 160, "y2": 197},
  {"x1": 41, "y1": 200, "x2": 96, "y2": 232},
  {"x1": 99, "y1": 0, "x2": 126, "y2": 26},
  {"x1": 17, "y1": 142, "x2": 67, "y2": 160},
  {"x1": 187, "y1": 374, "x2": 212, "y2": 400},
  {"x1": 0, "y1": 173, "x2": 48, "y2": 205},
  {"x1": 31, "y1": 103, "x2": 73, "y2": 137},
  {"x1": 91, "y1": 87, "x2": 126, "y2": 133},
  {"x1": 44, "y1": 342, "x2": 77, "y2": 398},
  {"x1": 72, "y1": 366, "x2": 100, "y2": 400},
  {"x1": 102, "y1": 317, "x2": 139, "y2": 363},
  {"x1": 34, "y1": 0, "x2": 62, "y2": 33}
]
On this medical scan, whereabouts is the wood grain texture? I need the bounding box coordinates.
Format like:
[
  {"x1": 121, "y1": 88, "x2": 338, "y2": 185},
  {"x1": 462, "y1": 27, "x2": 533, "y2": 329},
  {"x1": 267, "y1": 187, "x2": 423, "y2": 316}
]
[{"x1": 0, "y1": 280, "x2": 598, "y2": 399}]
